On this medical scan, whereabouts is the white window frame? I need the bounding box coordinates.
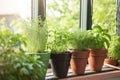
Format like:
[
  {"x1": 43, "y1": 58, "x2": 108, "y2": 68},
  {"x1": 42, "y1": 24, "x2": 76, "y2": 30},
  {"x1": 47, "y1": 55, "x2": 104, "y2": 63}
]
[
  {"x1": 31, "y1": 0, "x2": 38, "y2": 19},
  {"x1": 31, "y1": 0, "x2": 46, "y2": 19},
  {"x1": 80, "y1": 0, "x2": 88, "y2": 30}
]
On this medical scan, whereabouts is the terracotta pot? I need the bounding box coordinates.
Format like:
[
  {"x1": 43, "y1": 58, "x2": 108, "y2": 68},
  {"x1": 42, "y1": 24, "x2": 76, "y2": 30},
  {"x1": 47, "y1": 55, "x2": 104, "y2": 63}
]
[
  {"x1": 70, "y1": 50, "x2": 89, "y2": 74},
  {"x1": 104, "y1": 58, "x2": 118, "y2": 66},
  {"x1": 50, "y1": 52, "x2": 71, "y2": 78},
  {"x1": 88, "y1": 49, "x2": 107, "y2": 72}
]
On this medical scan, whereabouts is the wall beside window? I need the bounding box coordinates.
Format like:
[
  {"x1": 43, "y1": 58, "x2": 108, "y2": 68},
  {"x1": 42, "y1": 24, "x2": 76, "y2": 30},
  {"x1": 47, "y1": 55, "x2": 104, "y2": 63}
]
[{"x1": 0, "y1": 0, "x2": 31, "y2": 27}]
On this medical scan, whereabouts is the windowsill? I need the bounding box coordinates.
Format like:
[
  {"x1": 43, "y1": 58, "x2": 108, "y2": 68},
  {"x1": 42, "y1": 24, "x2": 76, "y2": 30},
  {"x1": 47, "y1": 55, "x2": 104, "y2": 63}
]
[{"x1": 46, "y1": 65, "x2": 120, "y2": 80}]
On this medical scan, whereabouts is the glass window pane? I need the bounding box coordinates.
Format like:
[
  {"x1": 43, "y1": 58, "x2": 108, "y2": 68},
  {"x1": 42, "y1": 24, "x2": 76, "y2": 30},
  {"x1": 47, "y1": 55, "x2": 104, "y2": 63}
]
[
  {"x1": 46, "y1": 0, "x2": 80, "y2": 29},
  {"x1": 92, "y1": 0, "x2": 116, "y2": 29}
]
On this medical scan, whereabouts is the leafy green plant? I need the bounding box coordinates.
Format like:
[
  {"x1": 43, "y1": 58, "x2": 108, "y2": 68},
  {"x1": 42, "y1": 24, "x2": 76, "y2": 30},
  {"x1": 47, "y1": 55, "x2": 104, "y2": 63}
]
[
  {"x1": 108, "y1": 33, "x2": 120, "y2": 59},
  {"x1": 0, "y1": 54, "x2": 45, "y2": 80},
  {"x1": 88, "y1": 24, "x2": 111, "y2": 49},
  {"x1": 46, "y1": 27, "x2": 71, "y2": 53},
  {"x1": 69, "y1": 29, "x2": 92, "y2": 51},
  {"x1": 0, "y1": 24, "x2": 47, "y2": 80},
  {"x1": 13, "y1": 17, "x2": 48, "y2": 53},
  {"x1": 0, "y1": 26, "x2": 26, "y2": 61}
]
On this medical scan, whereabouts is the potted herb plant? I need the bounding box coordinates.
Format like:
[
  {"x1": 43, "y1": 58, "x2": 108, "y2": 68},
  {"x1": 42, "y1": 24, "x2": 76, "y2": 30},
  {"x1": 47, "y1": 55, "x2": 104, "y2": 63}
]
[
  {"x1": 69, "y1": 29, "x2": 91, "y2": 74},
  {"x1": 0, "y1": 26, "x2": 46, "y2": 80},
  {"x1": 13, "y1": 17, "x2": 48, "y2": 53},
  {"x1": 88, "y1": 24, "x2": 111, "y2": 72},
  {"x1": 46, "y1": 27, "x2": 71, "y2": 78},
  {"x1": 13, "y1": 17, "x2": 50, "y2": 79},
  {"x1": 104, "y1": 33, "x2": 120, "y2": 66}
]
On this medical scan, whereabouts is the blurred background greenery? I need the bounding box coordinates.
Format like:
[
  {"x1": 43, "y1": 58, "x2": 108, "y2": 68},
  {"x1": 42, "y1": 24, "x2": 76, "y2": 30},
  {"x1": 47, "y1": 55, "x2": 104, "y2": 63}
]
[{"x1": 46, "y1": 0, "x2": 116, "y2": 31}]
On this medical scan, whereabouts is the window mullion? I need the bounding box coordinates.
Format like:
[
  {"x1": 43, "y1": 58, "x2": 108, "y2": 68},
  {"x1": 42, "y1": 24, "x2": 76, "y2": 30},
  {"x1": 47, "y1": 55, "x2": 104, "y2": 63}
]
[
  {"x1": 80, "y1": 0, "x2": 88, "y2": 30},
  {"x1": 31, "y1": 0, "x2": 38, "y2": 19},
  {"x1": 80, "y1": 0, "x2": 92, "y2": 30}
]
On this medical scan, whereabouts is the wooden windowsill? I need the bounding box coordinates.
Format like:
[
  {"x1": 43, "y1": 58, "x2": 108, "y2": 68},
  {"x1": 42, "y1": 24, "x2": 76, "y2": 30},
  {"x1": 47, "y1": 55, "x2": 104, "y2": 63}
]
[{"x1": 46, "y1": 65, "x2": 120, "y2": 80}]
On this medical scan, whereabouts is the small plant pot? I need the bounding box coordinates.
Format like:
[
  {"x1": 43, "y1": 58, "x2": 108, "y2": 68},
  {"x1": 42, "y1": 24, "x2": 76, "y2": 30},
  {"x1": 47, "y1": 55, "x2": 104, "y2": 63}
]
[
  {"x1": 104, "y1": 58, "x2": 118, "y2": 66},
  {"x1": 88, "y1": 49, "x2": 107, "y2": 72},
  {"x1": 50, "y1": 52, "x2": 71, "y2": 78},
  {"x1": 70, "y1": 50, "x2": 89, "y2": 74}
]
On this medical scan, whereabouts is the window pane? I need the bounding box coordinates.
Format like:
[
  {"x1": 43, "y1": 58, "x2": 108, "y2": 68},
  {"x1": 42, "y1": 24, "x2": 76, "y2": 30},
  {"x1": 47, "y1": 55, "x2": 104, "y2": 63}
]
[
  {"x1": 93, "y1": 0, "x2": 116, "y2": 29},
  {"x1": 46, "y1": 0, "x2": 80, "y2": 29}
]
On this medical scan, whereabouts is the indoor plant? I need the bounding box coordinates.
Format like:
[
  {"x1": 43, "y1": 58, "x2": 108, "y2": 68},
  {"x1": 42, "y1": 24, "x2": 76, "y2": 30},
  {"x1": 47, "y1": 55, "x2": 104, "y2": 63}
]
[
  {"x1": 13, "y1": 17, "x2": 50, "y2": 79},
  {"x1": 88, "y1": 24, "x2": 111, "y2": 72},
  {"x1": 104, "y1": 33, "x2": 120, "y2": 66},
  {"x1": 46, "y1": 27, "x2": 71, "y2": 78},
  {"x1": 0, "y1": 26, "x2": 46, "y2": 80},
  {"x1": 13, "y1": 17, "x2": 48, "y2": 53},
  {"x1": 69, "y1": 29, "x2": 91, "y2": 74}
]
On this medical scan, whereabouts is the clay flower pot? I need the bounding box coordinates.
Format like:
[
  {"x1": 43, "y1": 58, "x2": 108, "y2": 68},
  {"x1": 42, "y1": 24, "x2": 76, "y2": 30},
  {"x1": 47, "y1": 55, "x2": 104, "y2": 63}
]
[
  {"x1": 88, "y1": 49, "x2": 107, "y2": 72},
  {"x1": 70, "y1": 50, "x2": 89, "y2": 74},
  {"x1": 104, "y1": 58, "x2": 118, "y2": 66},
  {"x1": 50, "y1": 52, "x2": 71, "y2": 78}
]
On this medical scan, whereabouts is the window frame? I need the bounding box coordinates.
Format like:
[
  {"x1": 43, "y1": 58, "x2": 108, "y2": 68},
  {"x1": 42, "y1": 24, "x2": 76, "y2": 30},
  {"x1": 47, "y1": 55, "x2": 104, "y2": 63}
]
[
  {"x1": 31, "y1": 0, "x2": 46, "y2": 20},
  {"x1": 80, "y1": 0, "x2": 92, "y2": 30}
]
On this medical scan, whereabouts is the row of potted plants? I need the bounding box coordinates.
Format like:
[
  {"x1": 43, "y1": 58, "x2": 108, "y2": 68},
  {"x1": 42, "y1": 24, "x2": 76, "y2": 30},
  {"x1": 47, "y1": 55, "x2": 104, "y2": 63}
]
[
  {"x1": 1, "y1": 17, "x2": 120, "y2": 79},
  {"x1": 0, "y1": 26, "x2": 50, "y2": 80},
  {"x1": 47, "y1": 24, "x2": 120, "y2": 78},
  {"x1": 0, "y1": 18, "x2": 50, "y2": 80}
]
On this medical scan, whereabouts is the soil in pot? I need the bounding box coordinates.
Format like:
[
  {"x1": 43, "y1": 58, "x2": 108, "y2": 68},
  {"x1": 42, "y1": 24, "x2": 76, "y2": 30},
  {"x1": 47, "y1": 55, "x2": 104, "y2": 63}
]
[
  {"x1": 88, "y1": 49, "x2": 107, "y2": 72},
  {"x1": 70, "y1": 50, "x2": 89, "y2": 74},
  {"x1": 50, "y1": 52, "x2": 71, "y2": 78},
  {"x1": 104, "y1": 58, "x2": 118, "y2": 66}
]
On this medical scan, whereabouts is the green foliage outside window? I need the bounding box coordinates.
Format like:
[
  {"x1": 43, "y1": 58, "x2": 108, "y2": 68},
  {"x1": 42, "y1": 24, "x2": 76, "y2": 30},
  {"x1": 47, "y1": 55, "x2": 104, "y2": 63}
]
[
  {"x1": 47, "y1": 0, "x2": 117, "y2": 32},
  {"x1": 93, "y1": 0, "x2": 117, "y2": 31},
  {"x1": 46, "y1": 0, "x2": 80, "y2": 29}
]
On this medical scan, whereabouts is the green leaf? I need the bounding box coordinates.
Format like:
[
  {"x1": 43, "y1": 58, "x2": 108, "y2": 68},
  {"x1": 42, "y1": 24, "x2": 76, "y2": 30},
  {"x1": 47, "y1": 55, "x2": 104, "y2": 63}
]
[
  {"x1": 20, "y1": 67, "x2": 29, "y2": 75},
  {"x1": 103, "y1": 33, "x2": 111, "y2": 40},
  {"x1": 92, "y1": 24, "x2": 102, "y2": 31},
  {"x1": 103, "y1": 38, "x2": 110, "y2": 48}
]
